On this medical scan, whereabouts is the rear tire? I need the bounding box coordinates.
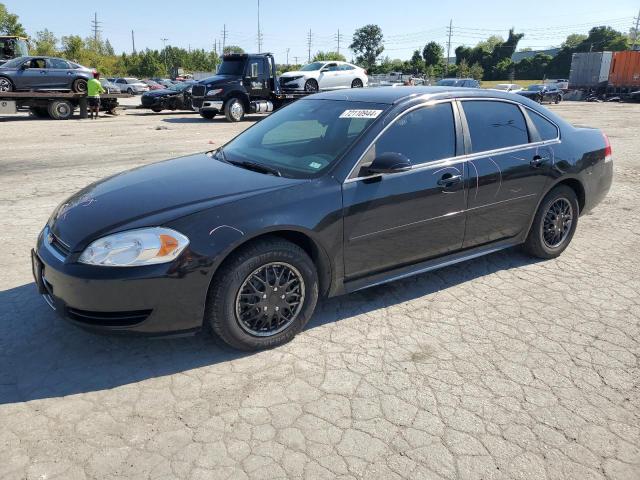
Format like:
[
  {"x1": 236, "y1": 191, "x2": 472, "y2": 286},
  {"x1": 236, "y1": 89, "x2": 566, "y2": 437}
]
[
  {"x1": 0, "y1": 76, "x2": 13, "y2": 92},
  {"x1": 522, "y1": 185, "x2": 579, "y2": 259},
  {"x1": 47, "y1": 100, "x2": 74, "y2": 120},
  {"x1": 554, "y1": 95, "x2": 562, "y2": 104},
  {"x1": 72, "y1": 78, "x2": 88, "y2": 93},
  {"x1": 224, "y1": 97, "x2": 245, "y2": 122},
  {"x1": 151, "y1": 106, "x2": 163, "y2": 113},
  {"x1": 206, "y1": 238, "x2": 319, "y2": 351},
  {"x1": 351, "y1": 78, "x2": 363, "y2": 88},
  {"x1": 200, "y1": 111, "x2": 217, "y2": 120}
]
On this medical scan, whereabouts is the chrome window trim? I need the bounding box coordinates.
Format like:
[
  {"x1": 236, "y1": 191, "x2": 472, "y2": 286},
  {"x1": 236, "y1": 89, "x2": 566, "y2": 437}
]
[{"x1": 344, "y1": 96, "x2": 561, "y2": 184}]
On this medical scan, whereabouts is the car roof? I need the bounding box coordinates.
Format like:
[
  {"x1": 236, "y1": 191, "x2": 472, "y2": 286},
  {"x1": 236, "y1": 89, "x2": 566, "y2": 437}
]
[{"x1": 308, "y1": 86, "x2": 528, "y2": 105}]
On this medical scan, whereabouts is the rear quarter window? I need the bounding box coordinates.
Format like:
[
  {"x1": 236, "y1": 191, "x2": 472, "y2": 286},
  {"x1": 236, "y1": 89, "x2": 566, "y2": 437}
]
[
  {"x1": 528, "y1": 110, "x2": 559, "y2": 141},
  {"x1": 462, "y1": 100, "x2": 529, "y2": 152}
]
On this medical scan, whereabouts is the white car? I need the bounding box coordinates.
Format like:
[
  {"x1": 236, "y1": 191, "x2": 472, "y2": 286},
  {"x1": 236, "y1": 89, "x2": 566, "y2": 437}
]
[
  {"x1": 112, "y1": 77, "x2": 150, "y2": 95},
  {"x1": 279, "y1": 61, "x2": 368, "y2": 92},
  {"x1": 492, "y1": 83, "x2": 523, "y2": 93}
]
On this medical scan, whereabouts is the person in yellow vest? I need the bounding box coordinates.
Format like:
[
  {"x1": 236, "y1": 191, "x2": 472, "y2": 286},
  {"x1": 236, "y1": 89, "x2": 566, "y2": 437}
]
[{"x1": 87, "y1": 72, "x2": 105, "y2": 119}]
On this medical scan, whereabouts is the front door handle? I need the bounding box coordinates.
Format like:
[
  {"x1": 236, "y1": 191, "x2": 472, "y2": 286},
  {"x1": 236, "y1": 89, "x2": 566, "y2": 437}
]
[
  {"x1": 437, "y1": 173, "x2": 462, "y2": 186},
  {"x1": 530, "y1": 155, "x2": 547, "y2": 167}
]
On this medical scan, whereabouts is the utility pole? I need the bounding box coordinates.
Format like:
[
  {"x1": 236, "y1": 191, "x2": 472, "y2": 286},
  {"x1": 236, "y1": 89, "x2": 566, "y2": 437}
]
[
  {"x1": 222, "y1": 24, "x2": 227, "y2": 54},
  {"x1": 632, "y1": 9, "x2": 640, "y2": 51},
  {"x1": 286, "y1": 48, "x2": 290, "y2": 65},
  {"x1": 336, "y1": 29, "x2": 343, "y2": 55},
  {"x1": 293, "y1": 56, "x2": 299, "y2": 65},
  {"x1": 446, "y1": 19, "x2": 452, "y2": 75},
  {"x1": 131, "y1": 30, "x2": 136, "y2": 54},
  {"x1": 307, "y1": 29, "x2": 313, "y2": 63},
  {"x1": 257, "y1": 0, "x2": 263, "y2": 53},
  {"x1": 161, "y1": 38, "x2": 169, "y2": 75},
  {"x1": 91, "y1": 12, "x2": 102, "y2": 43}
]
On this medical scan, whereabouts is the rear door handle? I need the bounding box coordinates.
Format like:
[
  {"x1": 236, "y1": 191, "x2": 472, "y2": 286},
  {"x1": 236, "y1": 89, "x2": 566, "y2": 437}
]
[{"x1": 437, "y1": 173, "x2": 462, "y2": 186}]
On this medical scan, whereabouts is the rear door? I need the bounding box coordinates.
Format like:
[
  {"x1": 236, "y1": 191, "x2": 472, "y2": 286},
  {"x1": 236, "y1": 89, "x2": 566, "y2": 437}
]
[
  {"x1": 458, "y1": 99, "x2": 554, "y2": 248},
  {"x1": 46, "y1": 58, "x2": 72, "y2": 89},
  {"x1": 342, "y1": 101, "x2": 467, "y2": 279}
]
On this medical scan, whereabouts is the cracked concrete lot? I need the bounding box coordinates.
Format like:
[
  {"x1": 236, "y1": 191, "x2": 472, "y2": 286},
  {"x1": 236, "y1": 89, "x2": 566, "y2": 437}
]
[{"x1": 0, "y1": 101, "x2": 638, "y2": 480}]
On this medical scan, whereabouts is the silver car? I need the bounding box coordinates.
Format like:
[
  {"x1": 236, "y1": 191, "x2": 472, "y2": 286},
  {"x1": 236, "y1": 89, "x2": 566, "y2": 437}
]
[
  {"x1": 99, "y1": 78, "x2": 121, "y2": 94},
  {"x1": 111, "y1": 77, "x2": 149, "y2": 95}
]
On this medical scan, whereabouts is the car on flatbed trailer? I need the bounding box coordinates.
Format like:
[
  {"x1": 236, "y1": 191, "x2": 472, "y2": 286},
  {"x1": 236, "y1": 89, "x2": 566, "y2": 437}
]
[{"x1": 191, "y1": 53, "x2": 307, "y2": 122}]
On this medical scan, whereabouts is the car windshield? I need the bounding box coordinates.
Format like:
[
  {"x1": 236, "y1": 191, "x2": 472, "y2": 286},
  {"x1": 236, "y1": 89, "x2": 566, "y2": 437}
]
[
  {"x1": 300, "y1": 62, "x2": 325, "y2": 71},
  {"x1": 169, "y1": 83, "x2": 190, "y2": 91},
  {"x1": 0, "y1": 57, "x2": 25, "y2": 68},
  {"x1": 218, "y1": 59, "x2": 245, "y2": 75},
  {"x1": 495, "y1": 84, "x2": 510, "y2": 90},
  {"x1": 528, "y1": 85, "x2": 544, "y2": 91},
  {"x1": 221, "y1": 99, "x2": 387, "y2": 179},
  {"x1": 125, "y1": 78, "x2": 140, "y2": 84}
]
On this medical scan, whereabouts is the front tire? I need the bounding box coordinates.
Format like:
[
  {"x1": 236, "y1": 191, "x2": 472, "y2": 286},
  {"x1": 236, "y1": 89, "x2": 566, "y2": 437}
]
[
  {"x1": 0, "y1": 76, "x2": 14, "y2": 92},
  {"x1": 224, "y1": 97, "x2": 245, "y2": 122},
  {"x1": 523, "y1": 185, "x2": 579, "y2": 259},
  {"x1": 554, "y1": 95, "x2": 562, "y2": 104},
  {"x1": 207, "y1": 238, "x2": 319, "y2": 351},
  {"x1": 151, "y1": 106, "x2": 163, "y2": 113},
  {"x1": 304, "y1": 79, "x2": 319, "y2": 93},
  {"x1": 72, "y1": 79, "x2": 87, "y2": 93}
]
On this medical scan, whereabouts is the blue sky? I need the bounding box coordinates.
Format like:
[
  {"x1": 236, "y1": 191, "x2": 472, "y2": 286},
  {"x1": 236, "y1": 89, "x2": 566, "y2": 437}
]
[{"x1": 7, "y1": 0, "x2": 639, "y2": 61}]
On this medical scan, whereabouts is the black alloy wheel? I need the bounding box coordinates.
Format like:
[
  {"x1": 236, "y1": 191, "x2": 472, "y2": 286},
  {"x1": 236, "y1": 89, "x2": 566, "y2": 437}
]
[
  {"x1": 235, "y1": 262, "x2": 305, "y2": 337},
  {"x1": 72, "y1": 79, "x2": 88, "y2": 93},
  {"x1": 523, "y1": 185, "x2": 579, "y2": 259},
  {"x1": 206, "y1": 238, "x2": 319, "y2": 350},
  {"x1": 0, "y1": 76, "x2": 13, "y2": 92},
  {"x1": 351, "y1": 78, "x2": 363, "y2": 88}
]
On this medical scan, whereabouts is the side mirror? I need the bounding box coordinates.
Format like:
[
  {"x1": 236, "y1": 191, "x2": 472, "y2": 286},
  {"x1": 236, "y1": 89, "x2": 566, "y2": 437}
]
[{"x1": 367, "y1": 152, "x2": 412, "y2": 175}]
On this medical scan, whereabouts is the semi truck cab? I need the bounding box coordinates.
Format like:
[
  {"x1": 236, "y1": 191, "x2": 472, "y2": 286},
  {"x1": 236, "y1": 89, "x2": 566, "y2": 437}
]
[{"x1": 191, "y1": 53, "x2": 303, "y2": 122}]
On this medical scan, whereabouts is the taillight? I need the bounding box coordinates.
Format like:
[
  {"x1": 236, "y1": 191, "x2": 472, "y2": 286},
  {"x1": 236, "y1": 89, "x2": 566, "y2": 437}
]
[{"x1": 603, "y1": 133, "x2": 612, "y2": 163}]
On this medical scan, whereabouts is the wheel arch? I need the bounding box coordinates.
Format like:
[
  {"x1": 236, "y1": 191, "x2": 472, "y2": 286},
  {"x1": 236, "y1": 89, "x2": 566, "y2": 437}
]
[
  {"x1": 210, "y1": 228, "x2": 334, "y2": 299},
  {"x1": 224, "y1": 89, "x2": 250, "y2": 110}
]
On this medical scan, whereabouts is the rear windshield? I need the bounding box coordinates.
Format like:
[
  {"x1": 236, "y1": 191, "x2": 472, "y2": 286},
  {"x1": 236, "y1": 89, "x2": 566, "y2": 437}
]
[{"x1": 221, "y1": 99, "x2": 387, "y2": 179}]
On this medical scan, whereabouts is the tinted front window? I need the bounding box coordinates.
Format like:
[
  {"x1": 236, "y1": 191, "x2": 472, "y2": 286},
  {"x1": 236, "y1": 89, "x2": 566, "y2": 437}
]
[
  {"x1": 528, "y1": 110, "x2": 559, "y2": 141},
  {"x1": 300, "y1": 62, "x2": 325, "y2": 71},
  {"x1": 462, "y1": 101, "x2": 528, "y2": 152},
  {"x1": 222, "y1": 99, "x2": 386, "y2": 178},
  {"x1": 0, "y1": 57, "x2": 24, "y2": 68},
  {"x1": 368, "y1": 103, "x2": 456, "y2": 166}
]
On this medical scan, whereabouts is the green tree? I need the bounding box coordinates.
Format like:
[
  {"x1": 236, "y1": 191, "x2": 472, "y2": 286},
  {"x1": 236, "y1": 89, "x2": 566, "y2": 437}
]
[
  {"x1": 61, "y1": 35, "x2": 84, "y2": 61},
  {"x1": 223, "y1": 45, "x2": 244, "y2": 54},
  {"x1": 32, "y1": 29, "x2": 58, "y2": 56},
  {"x1": 422, "y1": 41, "x2": 443, "y2": 67},
  {"x1": 0, "y1": 2, "x2": 26, "y2": 36},
  {"x1": 457, "y1": 59, "x2": 470, "y2": 78},
  {"x1": 469, "y1": 62, "x2": 484, "y2": 81},
  {"x1": 350, "y1": 24, "x2": 384, "y2": 70},
  {"x1": 476, "y1": 35, "x2": 503, "y2": 52},
  {"x1": 409, "y1": 49, "x2": 424, "y2": 74},
  {"x1": 562, "y1": 33, "x2": 587, "y2": 49},
  {"x1": 312, "y1": 51, "x2": 347, "y2": 62},
  {"x1": 104, "y1": 39, "x2": 115, "y2": 56}
]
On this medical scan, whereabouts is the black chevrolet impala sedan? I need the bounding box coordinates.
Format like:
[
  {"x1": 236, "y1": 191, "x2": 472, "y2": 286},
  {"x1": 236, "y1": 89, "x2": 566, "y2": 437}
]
[{"x1": 33, "y1": 87, "x2": 613, "y2": 350}]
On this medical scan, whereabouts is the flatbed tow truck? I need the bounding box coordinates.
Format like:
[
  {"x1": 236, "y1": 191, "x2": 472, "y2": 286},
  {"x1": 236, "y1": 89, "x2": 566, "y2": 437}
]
[
  {"x1": 0, "y1": 91, "x2": 131, "y2": 120},
  {"x1": 191, "y1": 53, "x2": 309, "y2": 122}
]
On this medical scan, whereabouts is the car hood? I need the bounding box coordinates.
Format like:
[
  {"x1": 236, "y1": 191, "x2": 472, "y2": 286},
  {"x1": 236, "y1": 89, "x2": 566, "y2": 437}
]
[
  {"x1": 200, "y1": 75, "x2": 242, "y2": 87},
  {"x1": 518, "y1": 90, "x2": 541, "y2": 96},
  {"x1": 280, "y1": 70, "x2": 309, "y2": 78},
  {"x1": 143, "y1": 88, "x2": 180, "y2": 97},
  {"x1": 49, "y1": 153, "x2": 303, "y2": 250}
]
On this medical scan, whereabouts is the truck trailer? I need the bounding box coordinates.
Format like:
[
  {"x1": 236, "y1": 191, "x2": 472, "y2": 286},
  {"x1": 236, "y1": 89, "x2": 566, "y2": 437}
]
[{"x1": 569, "y1": 50, "x2": 640, "y2": 98}]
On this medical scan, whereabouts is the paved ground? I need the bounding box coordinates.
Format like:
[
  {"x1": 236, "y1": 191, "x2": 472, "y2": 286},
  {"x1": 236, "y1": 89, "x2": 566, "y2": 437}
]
[{"x1": 0, "y1": 100, "x2": 638, "y2": 480}]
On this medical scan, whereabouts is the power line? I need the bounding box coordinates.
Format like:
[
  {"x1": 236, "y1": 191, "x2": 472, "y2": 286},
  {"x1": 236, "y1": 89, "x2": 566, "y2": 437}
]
[
  {"x1": 257, "y1": 0, "x2": 263, "y2": 53},
  {"x1": 307, "y1": 29, "x2": 313, "y2": 62},
  {"x1": 91, "y1": 12, "x2": 102, "y2": 43},
  {"x1": 221, "y1": 24, "x2": 227, "y2": 53},
  {"x1": 446, "y1": 19, "x2": 453, "y2": 75},
  {"x1": 335, "y1": 29, "x2": 343, "y2": 55}
]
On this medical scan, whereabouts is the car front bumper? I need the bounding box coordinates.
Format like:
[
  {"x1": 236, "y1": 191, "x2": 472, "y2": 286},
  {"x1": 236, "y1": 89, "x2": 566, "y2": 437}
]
[{"x1": 32, "y1": 226, "x2": 207, "y2": 336}]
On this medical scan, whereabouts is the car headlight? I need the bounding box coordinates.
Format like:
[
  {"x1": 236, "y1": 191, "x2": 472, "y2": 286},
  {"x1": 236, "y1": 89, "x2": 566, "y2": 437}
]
[
  {"x1": 79, "y1": 227, "x2": 189, "y2": 267},
  {"x1": 206, "y1": 88, "x2": 223, "y2": 96},
  {"x1": 285, "y1": 76, "x2": 303, "y2": 82}
]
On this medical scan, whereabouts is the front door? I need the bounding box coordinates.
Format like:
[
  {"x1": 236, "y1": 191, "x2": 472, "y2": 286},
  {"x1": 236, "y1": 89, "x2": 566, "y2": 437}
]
[
  {"x1": 318, "y1": 63, "x2": 339, "y2": 89},
  {"x1": 458, "y1": 99, "x2": 553, "y2": 248},
  {"x1": 18, "y1": 58, "x2": 50, "y2": 90},
  {"x1": 243, "y1": 57, "x2": 269, "y2": 99},
  {"x1": 342, "y1": 102, "x2": 467, "y2": 280}
]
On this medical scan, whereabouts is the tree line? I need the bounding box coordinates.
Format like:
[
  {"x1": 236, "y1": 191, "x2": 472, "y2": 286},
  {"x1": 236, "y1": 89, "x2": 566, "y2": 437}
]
[{"x1": 1, "y1": 3, "x2": 635, "y2": 81}]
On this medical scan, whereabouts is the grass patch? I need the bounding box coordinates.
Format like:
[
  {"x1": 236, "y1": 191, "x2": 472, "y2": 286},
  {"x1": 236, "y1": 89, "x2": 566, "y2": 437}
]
[{"x1": 481, "y1": 80, "x2": 543, "y2": 89}]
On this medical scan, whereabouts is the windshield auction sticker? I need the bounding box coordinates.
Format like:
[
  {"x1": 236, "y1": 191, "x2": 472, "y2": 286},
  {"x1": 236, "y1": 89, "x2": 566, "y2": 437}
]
[{"x1": 339, "y1": 109, "x2": 383, "y2": 119}]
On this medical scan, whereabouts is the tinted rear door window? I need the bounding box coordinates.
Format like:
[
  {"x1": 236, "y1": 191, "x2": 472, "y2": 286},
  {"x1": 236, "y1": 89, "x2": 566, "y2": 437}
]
[
  {"x1": 371, "y1": 103, "x2": 456, "y2": 166},
  {"x1": 462, "y1": 100, "x2": 529, "y2": 152}
]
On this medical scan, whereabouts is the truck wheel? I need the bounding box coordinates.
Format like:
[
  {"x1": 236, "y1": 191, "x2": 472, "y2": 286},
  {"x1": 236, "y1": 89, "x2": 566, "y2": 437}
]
[
  {"x1": 200, "y1": 111, "x2": 216, "y2": 120},
  {"x1": 304, "y1": 79, "x2": 319, "y2": 93},
  {"x1": 0, "y1": 76, "x2": 13, "y2": 92},
  {"x1": 224, "y1": 98, "x2": 245, "y2": 122},
  {"x1": 72, "y1": 79, "x2": 88, "y2": 93},
  {"x1": 47, "y1": 100, "x2": 74, "y2": 120}
]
